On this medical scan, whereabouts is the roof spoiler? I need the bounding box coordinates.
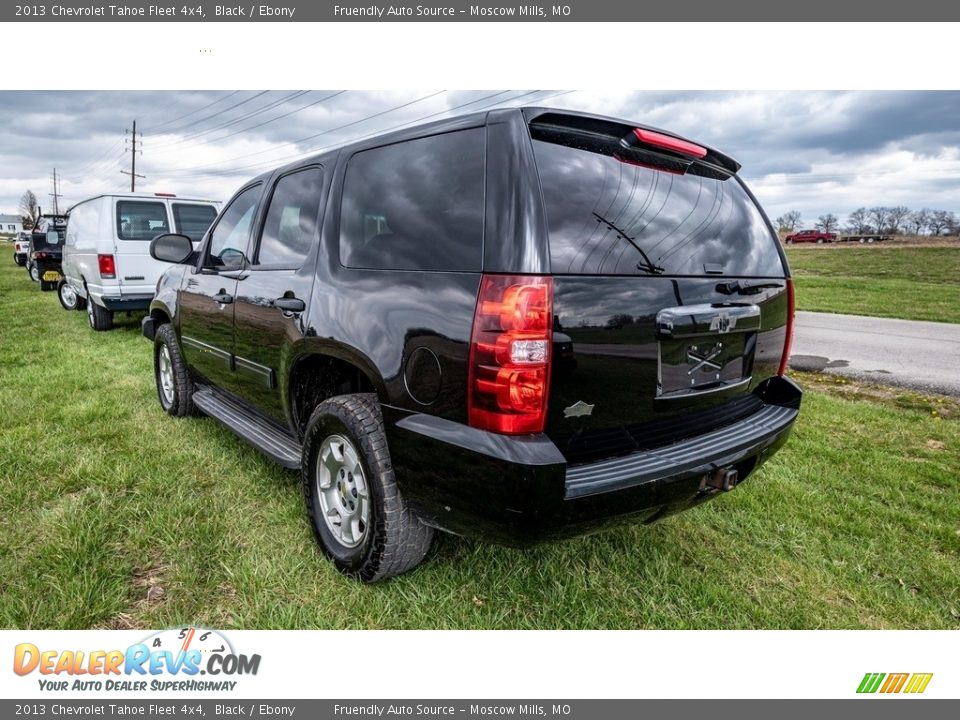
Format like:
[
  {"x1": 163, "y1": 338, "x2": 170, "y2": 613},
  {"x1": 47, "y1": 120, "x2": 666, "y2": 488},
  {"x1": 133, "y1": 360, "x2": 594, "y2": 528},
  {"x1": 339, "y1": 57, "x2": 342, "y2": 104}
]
[{"x1": 523, "y1": 108, "x2": 741, "y2": 175}]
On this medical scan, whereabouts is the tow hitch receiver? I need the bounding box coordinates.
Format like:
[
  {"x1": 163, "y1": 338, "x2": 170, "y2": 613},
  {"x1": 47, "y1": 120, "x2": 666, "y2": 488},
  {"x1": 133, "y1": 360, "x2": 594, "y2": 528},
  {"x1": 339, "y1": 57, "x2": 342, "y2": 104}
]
[{"x1": 700, "y1": 466, "x2": 739, "y2": 493}]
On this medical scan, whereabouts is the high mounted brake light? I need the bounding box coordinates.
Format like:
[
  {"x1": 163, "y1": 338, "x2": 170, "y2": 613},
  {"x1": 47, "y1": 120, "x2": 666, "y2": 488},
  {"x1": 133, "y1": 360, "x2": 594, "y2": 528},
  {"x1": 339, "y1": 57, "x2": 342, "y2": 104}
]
[
  {"x1": 468, "y1": 275, "x2": 553, "y2": 434},
  {"x1": 778, "y1": 279, "x2": 796, "y2": 377},
  {"x1": 631, "y1": 128, "x2": 707, "y2": 159},
  {"x1": 154, "y1": 193, "x2": 177, "y2": 197}
]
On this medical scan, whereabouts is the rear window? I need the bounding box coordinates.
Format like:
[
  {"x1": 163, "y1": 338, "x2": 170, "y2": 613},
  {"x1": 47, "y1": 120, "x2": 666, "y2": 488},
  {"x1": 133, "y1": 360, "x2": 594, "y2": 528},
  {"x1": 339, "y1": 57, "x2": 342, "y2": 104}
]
[
  {"x1": 339, "y1": 128, "x2": 485, "y2": 272},
  {"x1": 116, "y1": 201, "x2": 169, "y2": 241},
  {"x1": 531, "y1": 134, "x2": 784, "y2": 277},
  {"x1": 173, "y1": 203, "x2": 218, "y2": 243}
]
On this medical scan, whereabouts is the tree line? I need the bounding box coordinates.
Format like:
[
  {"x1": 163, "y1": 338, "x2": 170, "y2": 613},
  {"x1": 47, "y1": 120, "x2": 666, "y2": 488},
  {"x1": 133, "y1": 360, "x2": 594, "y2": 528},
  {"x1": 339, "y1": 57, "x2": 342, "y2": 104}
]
[{"x1": 775, "y1": 207, "x2": 959, "y2": 236}]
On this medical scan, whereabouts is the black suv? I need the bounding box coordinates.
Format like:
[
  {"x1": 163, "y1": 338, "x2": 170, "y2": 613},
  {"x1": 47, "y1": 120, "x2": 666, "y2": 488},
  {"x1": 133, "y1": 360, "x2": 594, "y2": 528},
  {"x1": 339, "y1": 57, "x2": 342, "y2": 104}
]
[
  {"x1": 27, "y1": 215, "x2": 68, "y2": 291},
  {"x1": 143, "y1": 108, "x2": 801, "y2": 582}
]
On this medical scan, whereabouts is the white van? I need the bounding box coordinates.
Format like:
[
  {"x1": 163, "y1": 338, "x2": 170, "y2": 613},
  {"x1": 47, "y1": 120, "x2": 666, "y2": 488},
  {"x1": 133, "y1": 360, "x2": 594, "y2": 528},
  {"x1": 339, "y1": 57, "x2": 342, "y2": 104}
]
[{"x1": 62, "y1": 192, "x2": 220, "y2": 330}]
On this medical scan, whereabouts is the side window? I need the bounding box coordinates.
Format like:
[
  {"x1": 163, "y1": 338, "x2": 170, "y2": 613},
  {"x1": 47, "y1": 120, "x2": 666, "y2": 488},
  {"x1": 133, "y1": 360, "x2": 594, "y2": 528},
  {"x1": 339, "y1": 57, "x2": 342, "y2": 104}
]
[
  {"x1": 116, "y1": 201, "x2": 169, "y2": 241},
  {"x1": 173, "y1": 203, "x2": 218, "y2": 243},
  {"x1": 255, "y1": 167, "x2": 323, "y2": 267},
  {"x1": 339, "y1": 128, "x2": 485, "y2": 271},
  {"x1": 205, "y1": 185, "x2": 260, "y2": 270}
]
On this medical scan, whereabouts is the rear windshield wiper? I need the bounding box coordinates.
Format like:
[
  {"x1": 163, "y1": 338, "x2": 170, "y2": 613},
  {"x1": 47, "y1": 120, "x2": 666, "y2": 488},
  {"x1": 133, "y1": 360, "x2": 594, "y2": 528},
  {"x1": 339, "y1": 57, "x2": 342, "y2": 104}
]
[{"x1": 592, "y1": 212, "x2": 664, "y2": 275}]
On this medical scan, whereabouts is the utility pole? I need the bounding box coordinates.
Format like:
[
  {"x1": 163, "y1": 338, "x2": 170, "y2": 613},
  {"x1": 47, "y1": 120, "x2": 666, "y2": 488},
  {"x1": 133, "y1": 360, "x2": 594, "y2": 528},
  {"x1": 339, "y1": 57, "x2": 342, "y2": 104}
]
[
  {"x1": 49, "y1": 168, "x2": 63, "y2": 215},
  {"x1": 121, "y1": 120, "x2": 145, "y2": 191}
]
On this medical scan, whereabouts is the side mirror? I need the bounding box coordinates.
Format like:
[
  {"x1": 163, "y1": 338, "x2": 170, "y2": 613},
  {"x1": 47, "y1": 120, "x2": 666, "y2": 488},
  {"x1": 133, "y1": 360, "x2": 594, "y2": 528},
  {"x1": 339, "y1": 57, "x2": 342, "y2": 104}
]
[
  {"x1": 150, "y1": 233, "x2": 194, "y2": 264},
  {"x1": 46, "y1": 231, "x2": 60, "y2": 244}
]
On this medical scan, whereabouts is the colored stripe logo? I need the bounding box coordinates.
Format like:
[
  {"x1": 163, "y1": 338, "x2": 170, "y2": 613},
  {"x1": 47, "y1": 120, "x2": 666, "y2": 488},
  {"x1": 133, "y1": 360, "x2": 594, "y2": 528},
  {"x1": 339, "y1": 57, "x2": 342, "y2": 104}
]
[{"x1": 857, "y1": 673, "x2": 933, "y2": 694}]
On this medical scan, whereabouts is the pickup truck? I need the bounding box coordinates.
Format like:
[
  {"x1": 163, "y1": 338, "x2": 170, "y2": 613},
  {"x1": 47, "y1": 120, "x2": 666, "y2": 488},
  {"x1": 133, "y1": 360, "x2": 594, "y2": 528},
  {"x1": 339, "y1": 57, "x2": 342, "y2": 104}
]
[{"x1": 783, "y1": 229, "x2": 836, "y2": 244}]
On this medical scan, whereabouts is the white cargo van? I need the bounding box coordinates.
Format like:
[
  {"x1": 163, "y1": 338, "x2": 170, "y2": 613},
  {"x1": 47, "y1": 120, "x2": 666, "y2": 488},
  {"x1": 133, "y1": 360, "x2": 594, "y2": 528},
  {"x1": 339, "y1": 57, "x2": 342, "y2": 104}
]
[{"x1": 62, "y1": 192, "x2": 220, "y2": 330}]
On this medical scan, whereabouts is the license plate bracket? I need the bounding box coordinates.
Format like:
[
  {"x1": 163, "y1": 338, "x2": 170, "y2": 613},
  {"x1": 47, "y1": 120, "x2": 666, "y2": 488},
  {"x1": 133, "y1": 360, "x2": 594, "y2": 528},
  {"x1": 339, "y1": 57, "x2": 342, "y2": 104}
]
[{"x1": 656, "y1": 303, "x2": 760, "y2": 399}]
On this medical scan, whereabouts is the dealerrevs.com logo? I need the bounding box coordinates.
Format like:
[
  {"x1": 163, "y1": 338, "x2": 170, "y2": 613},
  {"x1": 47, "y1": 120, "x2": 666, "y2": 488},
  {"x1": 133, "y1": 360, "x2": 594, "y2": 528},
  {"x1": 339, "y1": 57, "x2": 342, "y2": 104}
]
[
  {"x1": 857, "y1": 673, "x2": 933, "y2": 694},
  {"x1": 13, "y1": 627, "x2": 261, "y2": 693}
]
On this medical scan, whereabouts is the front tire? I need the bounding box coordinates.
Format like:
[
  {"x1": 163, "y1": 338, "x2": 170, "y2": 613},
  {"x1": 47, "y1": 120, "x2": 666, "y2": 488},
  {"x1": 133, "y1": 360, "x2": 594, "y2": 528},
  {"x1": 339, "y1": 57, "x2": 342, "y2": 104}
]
[
  {"x1": 58, "y1": 280, "x2": 85, "y2": 310},
  {"x1": 87, "y1": 297, "x2": 113, "y2": 331},
  {"x1": 302, "y1": 393, "x2": 433, "y2": 583},
  {"x1": 154, "y1": 323, "x2": 195, "y2": 416}
]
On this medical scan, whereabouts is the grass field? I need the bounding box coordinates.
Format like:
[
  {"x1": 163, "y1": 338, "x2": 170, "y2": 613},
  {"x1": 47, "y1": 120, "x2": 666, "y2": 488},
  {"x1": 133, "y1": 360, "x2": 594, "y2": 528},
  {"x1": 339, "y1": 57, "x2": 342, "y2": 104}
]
[
  {"x1": 786, "y1": 244, "x2": 960, "y2": 323},
  {"x1": 0, "y1": 246, "x2": 958, "y2": 630}
]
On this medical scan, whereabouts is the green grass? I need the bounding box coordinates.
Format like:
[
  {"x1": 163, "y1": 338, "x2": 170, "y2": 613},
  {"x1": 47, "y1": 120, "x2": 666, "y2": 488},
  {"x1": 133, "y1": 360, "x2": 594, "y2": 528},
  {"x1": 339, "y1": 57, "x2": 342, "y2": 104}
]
[
  {"x1": 786, "y1": 245, "x2": 960, "y2": 323},
  {"x1": 1, "y1": 244, "x2": 958, "y2": 629}
]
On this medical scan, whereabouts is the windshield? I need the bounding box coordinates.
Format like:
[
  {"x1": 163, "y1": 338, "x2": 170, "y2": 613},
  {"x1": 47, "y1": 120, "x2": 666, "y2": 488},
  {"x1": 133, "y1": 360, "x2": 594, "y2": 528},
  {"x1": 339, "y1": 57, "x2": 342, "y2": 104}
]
[{"x1": 531, "y1": 134, "x2": 785, "y2": 277}]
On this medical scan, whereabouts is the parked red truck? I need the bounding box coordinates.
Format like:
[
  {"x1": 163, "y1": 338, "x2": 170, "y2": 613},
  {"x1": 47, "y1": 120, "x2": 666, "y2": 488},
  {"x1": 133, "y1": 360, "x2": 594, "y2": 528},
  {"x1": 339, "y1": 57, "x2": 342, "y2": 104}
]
[{"x1": 783, "y1": 229, "x2": 836, "y2": 244}]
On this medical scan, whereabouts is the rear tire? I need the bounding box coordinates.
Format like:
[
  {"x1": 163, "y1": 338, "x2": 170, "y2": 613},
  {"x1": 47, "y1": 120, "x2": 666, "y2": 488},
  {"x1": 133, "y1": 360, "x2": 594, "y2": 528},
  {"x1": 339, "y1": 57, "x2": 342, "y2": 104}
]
[
  {"x1": 87, "y1": 297, "x2": 113, "y2": 331},
  {"x1": 302, "y1": 393, "x2": 433, "y2": 583},
  {"x1": 57, "y1": 280, "x2": 85, "y2": 310},
  {"x1": 28, "y1": 264, "x2": 39, "y2": 282},
  {"x1": 14, "y1": 255, "x2": 25, "y2": 267},
  {"x1": 154, "y1": 323, "x2": 195, "y2": 417}
]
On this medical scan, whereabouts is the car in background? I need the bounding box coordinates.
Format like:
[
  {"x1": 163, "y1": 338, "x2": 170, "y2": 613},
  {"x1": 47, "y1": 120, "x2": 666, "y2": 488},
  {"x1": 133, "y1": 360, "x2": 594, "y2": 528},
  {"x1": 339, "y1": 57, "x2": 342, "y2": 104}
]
[
  {"x1": 783, "y1": 229, "x2": 836, "y2": 244},
  {"x1": 13, "y1": 232, "x2": 31, "y2": 266},
  {"x1": 25, "y1": 215, "x2": 68, "y2": 290},
  {"x1": 61, "y1": 192, "x2": 220, "y2": 329}
]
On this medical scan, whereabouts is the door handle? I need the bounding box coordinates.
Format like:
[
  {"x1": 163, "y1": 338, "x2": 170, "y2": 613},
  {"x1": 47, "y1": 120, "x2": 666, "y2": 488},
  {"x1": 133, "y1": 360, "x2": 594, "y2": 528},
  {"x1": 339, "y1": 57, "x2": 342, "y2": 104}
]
[
  {"x1": 274, "y1": 297, "x2": 305, "y2": 313},
  {"x1": 213, "y1": 292, "x2": 233, "y2": 304}
]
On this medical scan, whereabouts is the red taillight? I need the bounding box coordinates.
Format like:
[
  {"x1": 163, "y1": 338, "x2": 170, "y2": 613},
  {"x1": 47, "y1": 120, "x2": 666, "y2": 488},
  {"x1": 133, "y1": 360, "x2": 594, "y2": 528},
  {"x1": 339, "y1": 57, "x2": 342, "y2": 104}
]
[
  {"x1": 633, "y1": 128, "x2": 707, "y2": 159},
  {"x1": 778, "y1": 279, "x2": 796, "y2": 376},
  {"x1": 98, "y1": 254, "x2": 116, "y2": 279},
  {"x1": 32, "y1": 251, "x2": 48, "y2": 260},
  {"x1": 468, "y1": 274, "x2": 553, "y2": 435}
]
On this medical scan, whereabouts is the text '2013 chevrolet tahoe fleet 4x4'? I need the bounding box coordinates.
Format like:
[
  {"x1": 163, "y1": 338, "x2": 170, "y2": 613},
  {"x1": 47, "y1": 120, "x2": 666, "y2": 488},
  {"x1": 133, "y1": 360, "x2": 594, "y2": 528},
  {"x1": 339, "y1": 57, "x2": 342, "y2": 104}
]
[{"x1": 143, "y1": 108, "x2": 801, "y2": 582}]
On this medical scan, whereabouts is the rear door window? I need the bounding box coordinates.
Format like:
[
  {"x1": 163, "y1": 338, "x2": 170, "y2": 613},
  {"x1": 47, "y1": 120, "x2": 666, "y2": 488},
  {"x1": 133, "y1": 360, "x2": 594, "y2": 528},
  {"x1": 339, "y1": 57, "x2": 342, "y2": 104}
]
[
  {"x1": 172, "y1": 203, "x2": 218, "y2": 243},
  {"x1": 339, "y1": 128, "x2": 485, "y2": 271},
  {"x1": 531, "y1": 133, "x2": 784, "y2": 277},
  {"x1": 116, "y1": 201, "x2": 169, "y2": 241}
]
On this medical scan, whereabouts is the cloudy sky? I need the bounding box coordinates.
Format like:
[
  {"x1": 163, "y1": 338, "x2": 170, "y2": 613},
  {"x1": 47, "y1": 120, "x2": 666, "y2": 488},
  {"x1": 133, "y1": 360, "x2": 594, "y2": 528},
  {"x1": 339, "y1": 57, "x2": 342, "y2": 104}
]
[{"x1": 2, "y1": 90, "x2": 958, "y2": 227}]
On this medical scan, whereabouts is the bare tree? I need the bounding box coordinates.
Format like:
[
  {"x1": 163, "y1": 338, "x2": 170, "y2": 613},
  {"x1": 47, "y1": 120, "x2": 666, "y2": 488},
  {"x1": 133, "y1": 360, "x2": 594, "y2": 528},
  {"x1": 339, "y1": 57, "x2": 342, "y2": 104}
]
[
  {"x1": 18, "y1": 190, "x2": 39, "y2": 228},
  {"x1": 928, "y1": 210, "x2": 955, "y2": 236},
  {"x1": 886, "y1": 205, "x2": 911, "y2": 235},
  {"x1": 606, "y1": 313, "x2": 633, "y2": 329},
  {"x1": 868, "y1": 206, "x2": 890, "y2": 234},
  {"x1": 846, "y1": 207, "x2": 871, "y2": 234},
  {"x1": 815, "y1": 213, "x2": 840, "y2": 233},
  {"x1": 907, "y1": 209, "x2": 930, "y2": 235},
  {"x1": 775, "y1": 210, "x2": 802, "y2": 233}
]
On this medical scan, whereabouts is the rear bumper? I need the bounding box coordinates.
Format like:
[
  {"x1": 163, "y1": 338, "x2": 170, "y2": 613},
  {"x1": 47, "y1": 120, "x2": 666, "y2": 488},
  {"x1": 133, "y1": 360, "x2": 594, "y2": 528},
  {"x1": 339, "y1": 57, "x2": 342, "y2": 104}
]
[
  {"x1": 386, "y1": 376, "x2": 801, "y2": 546},
  {"x1": 98, "y1": 294, "x2": 153, "y2": 312}
]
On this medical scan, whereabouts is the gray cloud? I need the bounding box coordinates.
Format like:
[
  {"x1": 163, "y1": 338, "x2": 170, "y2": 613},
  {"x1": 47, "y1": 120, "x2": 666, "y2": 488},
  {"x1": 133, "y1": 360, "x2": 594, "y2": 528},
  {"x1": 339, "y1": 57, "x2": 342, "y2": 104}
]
[{"x1": 1, "y1": 90, "x2": 958, "y2": 227}]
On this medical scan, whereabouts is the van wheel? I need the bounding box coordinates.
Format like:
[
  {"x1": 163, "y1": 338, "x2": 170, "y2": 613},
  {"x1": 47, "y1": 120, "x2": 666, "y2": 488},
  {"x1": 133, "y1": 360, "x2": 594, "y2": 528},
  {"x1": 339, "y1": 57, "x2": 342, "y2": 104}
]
[
  {"x1": 87, "y1": 298, "x2": 113, "y2": 331},
  {"x1": 302, "y1": 393, "x2": 433, "y2": 583},
  {"x1": 154, "y1": 324, "x2": 195, "y2": 417}
]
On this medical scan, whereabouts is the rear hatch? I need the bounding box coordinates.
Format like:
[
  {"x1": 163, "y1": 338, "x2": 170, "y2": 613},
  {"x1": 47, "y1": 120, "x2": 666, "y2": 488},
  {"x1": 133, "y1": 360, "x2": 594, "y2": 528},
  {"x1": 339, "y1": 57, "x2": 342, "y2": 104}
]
[
  {"x1": 528, "y1": 113, "x2": 791, "y2": 466},
  {"x1": 114, "y1": 198, "x2": 217, "y2": 296}
]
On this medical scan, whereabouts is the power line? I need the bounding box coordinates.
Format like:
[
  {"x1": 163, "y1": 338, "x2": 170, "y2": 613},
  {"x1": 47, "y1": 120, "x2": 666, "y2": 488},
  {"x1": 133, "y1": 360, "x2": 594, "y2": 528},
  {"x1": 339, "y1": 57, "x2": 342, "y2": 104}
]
[
  {"x1": 140, "y1": 91, "x2": 240, "y2": 132},
  {"x1": 150, "y1": 90, "x2": 270, "y2": 137},
  {"x1": 147, "y1": 90, "x2": 311, "y2": 150},
  {"x1": 148, "y1": 90, "x2": 347, "y2": 153},
  {"x1": 163, "y1": 89, "x2": 573, "y2": 180}
]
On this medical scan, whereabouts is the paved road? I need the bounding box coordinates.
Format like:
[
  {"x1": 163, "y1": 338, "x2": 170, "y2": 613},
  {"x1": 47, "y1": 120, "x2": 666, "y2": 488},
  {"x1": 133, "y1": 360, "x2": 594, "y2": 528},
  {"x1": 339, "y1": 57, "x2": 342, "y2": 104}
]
[{"x1": 791, "y1": 311, "x2": 960, "y2": 396}]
